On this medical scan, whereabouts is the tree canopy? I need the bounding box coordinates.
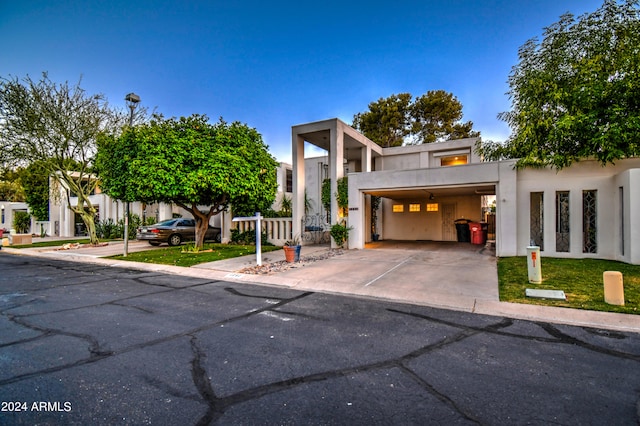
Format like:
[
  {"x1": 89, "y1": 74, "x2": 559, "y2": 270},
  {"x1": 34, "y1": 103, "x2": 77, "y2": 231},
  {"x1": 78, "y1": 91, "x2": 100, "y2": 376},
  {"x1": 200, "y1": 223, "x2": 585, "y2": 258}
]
[
  {"x1": 18, "y1": 161, "x2": 50, "y2": 221},
  {"x1": 480, "y1": 0, "x2": 640, "y2": 169},
  {"x1": 0, "y1": 73, "x2": 126, "y2": 243},
  {"x1": 352, "y1": 90, "x2": 479, "y2": 147},
  {"x1": 0, "y1": 169, "x2": 25, "y2": 202},
  {"x1": 96, "y1": 114, "x2": 278, "y2": 248}
]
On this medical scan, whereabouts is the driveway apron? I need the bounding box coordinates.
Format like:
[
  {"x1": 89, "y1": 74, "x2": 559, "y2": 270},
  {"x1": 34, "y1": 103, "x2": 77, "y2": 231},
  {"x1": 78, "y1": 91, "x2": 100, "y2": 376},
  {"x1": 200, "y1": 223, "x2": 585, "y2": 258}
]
[{"x1": 270, "y1": 241, "x2": 498, "y2": 309}]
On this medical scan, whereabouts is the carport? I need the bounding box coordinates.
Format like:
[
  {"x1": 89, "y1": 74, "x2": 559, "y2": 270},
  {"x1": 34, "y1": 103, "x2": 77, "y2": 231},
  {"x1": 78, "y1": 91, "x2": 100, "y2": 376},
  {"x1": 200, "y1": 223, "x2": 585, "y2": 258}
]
[
  {"x1": 364, "y1": 184, "x2": 496, "y2": 244},
  {"x1": 347, "y1": 160, "x2": 517, "y2": 257}
]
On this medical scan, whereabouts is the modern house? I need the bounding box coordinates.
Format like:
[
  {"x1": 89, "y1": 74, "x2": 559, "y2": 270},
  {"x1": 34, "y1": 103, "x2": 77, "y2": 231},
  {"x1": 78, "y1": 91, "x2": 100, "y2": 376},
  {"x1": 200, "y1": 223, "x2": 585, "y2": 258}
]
[
  {"x1": 11, "y1": 117, "x2": 640, "y2": 266},
  {"x1": 291, "y1": 118, "x2": 640, "y2": 265}
]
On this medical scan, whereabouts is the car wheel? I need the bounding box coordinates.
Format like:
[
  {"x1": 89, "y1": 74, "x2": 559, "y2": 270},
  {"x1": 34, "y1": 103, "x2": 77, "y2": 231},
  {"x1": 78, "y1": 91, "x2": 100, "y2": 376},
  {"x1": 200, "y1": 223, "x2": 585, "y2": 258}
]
[
  {"x1": 148, "y1": 241, "x2": 161, "y2": 246},
  {"x1": 168, "y1": 234, "x2": 182, "y2": 246},
  {"x1": 215, "y1": 232, "x2": 222, "y2": 243}
]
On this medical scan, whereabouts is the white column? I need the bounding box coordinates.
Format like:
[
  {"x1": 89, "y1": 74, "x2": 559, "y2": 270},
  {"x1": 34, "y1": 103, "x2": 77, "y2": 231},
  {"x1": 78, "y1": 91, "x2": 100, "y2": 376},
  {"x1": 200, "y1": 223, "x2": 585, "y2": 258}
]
[
  {"x1": 329, "y1": 122, "x2": 345, "y2": 248},
  {"x1": 496, "y1": 161, "x2": 518, "y2": 257},
  {"x1": 361, "y1": 145, "x2": 372, "y2": 172},
  {"x1": 329, "y1": 122, "x2": 344, "y2": 223},
  {"x1": 628, "y1": 169, "x2": 640, "y2": 264},
  {"x1": 292, "y1": 131, "x2": 305, "y2": 242}
]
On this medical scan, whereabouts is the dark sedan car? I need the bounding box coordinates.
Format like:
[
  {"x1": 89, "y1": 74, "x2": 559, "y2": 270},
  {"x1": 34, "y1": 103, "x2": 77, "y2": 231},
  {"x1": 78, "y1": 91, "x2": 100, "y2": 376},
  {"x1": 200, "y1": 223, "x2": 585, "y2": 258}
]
[{"x1": 136, "y1": 218, "x2": 222, "y2": 246}]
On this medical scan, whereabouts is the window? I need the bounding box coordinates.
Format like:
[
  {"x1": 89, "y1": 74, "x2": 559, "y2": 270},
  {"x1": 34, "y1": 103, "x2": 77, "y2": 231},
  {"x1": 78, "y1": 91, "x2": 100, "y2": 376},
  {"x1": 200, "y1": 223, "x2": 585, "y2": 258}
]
[
  {"x1": 426, "y1": 203, "x2": 438, "y2": 212},
  {"x1": 440, "y1": 155, "x2": 468, "y2": 167},
  {"x1": 583, "y1": 190, "x2": 597, "y2": 253},
  {"x1": 409, "y1": 204, "x2": 421, "y2": 212},
  {"x1": 556, "y1": 191, "x2": 570, "y2": 252},
  {"x1": 530, "y1": 192, "x2": 544, "y2": 250},
  {"x1": 285, "y1": 169, "x2": 293, "y2": 193},
  {"x1": 392, "y1": 204, "x2": 404, "y2": 213}
]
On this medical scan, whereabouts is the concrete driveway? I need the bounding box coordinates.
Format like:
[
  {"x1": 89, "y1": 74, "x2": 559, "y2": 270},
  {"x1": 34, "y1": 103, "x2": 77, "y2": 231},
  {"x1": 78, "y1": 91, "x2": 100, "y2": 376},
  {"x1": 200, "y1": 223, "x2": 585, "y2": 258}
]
[{"x1": 253, "y1": 241, "x2": 499, "y2": 310}]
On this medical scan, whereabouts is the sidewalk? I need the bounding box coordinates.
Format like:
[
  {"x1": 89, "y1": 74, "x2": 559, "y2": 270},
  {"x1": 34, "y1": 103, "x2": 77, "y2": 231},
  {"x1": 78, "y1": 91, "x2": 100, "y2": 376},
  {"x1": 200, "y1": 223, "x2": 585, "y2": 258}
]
[{"x1": 3, "y1": 239, "x2": 640, "y2": 333}]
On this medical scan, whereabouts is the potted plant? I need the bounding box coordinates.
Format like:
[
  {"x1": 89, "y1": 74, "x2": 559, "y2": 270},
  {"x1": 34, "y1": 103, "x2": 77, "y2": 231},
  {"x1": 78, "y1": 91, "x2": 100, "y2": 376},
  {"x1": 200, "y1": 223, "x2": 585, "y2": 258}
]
[
  {"x1": 330, "y1": 221, "x2": 352, "y2": 248},
  {"x1": 283, "y1": 234, "x2": 301, "y2": 262},
  {"x1": 11, "y1": 211, "x2": 33, "y2": 245}
]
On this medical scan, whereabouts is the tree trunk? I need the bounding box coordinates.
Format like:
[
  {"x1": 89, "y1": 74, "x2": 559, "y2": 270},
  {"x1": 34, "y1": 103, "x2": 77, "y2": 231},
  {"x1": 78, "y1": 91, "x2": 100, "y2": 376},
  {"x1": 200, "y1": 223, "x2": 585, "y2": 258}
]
[
  {"x1": 176, "y1": 201, "x2": 226, "y2": 250},
  {"x1": 191, "y1": 206, "x2": 214, "y2": 250},
  {"x1": 72, "y1": 204, "x2": 99, "y2": 245},
  {"x1": 70, "y1": 192, "x2": 99, "y2": 245}
]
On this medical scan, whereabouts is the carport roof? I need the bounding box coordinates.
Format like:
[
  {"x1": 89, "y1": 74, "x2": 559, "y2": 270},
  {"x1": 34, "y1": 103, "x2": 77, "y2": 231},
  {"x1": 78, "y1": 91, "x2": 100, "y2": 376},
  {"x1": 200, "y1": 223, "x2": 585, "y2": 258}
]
[{"x1": 366, "y1": 184, "x2": 495, "y2": 199}]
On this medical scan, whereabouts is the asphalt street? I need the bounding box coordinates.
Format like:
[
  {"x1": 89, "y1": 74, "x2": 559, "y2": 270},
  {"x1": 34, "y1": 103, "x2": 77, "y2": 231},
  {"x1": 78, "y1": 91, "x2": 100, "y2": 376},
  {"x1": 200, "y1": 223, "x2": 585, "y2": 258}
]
[{"x1": 1, "y1": 253, "x2": 639, "y2": 425}]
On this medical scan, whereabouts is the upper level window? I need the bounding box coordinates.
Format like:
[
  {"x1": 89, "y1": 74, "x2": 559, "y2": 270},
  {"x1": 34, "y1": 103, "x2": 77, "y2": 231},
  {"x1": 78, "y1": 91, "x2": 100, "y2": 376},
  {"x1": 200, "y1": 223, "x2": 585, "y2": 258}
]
[
  {"x1": 440, "y1": 155, "x2": 468, "y2": 166},
  {"x1": 285, "y1": 169, "x2": 293, "y2": 193}
]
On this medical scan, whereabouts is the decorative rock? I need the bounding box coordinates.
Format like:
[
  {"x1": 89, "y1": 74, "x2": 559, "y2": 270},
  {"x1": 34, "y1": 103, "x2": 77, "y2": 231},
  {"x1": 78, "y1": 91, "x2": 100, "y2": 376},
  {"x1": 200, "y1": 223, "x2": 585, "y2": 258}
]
[{"x1": 239, "y1": 249, "x2": 344, "y2": 275}]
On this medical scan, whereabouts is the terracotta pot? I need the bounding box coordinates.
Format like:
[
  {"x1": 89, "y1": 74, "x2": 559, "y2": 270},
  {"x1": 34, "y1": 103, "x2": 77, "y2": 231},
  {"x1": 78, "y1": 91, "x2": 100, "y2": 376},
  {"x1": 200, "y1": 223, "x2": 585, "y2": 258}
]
[{"x1": 283, "y1": 245, "x2": 301, "y2": 262}]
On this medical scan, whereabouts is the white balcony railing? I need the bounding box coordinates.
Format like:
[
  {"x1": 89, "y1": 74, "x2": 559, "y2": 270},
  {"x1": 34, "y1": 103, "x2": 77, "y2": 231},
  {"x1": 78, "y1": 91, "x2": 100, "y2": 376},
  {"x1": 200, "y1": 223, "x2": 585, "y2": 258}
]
[{"x1": 233, "y1": 217, "x2": 293, "y2": 246}]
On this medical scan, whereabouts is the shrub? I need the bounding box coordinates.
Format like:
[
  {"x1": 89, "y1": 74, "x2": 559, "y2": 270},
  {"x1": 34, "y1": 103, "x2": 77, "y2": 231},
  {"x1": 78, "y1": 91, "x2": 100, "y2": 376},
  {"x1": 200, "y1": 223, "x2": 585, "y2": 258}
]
[
  {"x1": 230, "y1": 228, "x2": 271, "y2": 245},
  {"x1": 330, "y1": 222, "x2": 352, "y2": 248},
  {"x1": 13, "y1": 211, "x2": 30, "y2": 234},
  {"x1": 96, "y1": 218, "x2": 122, "y2": 239}
]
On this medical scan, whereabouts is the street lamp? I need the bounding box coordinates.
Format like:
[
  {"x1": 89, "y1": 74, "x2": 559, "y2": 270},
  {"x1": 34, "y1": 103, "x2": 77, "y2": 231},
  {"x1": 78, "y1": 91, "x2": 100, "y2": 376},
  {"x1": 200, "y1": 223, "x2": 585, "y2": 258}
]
[{"x1": 123, "y1": 92, "x2": 140, "y2": 257}]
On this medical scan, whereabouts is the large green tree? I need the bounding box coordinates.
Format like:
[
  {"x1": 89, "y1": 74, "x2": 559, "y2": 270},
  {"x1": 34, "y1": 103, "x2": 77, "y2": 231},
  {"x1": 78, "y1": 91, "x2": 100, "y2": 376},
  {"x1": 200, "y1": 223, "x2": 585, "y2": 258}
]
[
  {"x1": 96, "y1": 114, "x2": 278, "y2": 249},
  {"x1": 18, "y1": 161, "x2": 50, "y2": 221},
  {"x1": 352, "y1": 90, "x2": 479, "y2": 147},
  {"x1": 480, "y1": 0, "x2": 640, "y2": 169},
  {"x1": 0, "y1": 73, "x2": 124, "y2": 243}
]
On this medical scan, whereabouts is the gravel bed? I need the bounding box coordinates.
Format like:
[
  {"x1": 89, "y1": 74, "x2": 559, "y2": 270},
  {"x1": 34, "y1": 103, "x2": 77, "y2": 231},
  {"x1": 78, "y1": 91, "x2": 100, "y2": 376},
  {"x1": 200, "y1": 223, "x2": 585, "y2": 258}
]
[{"x1": 239, "y1": 248, "x2": 345, "y2": 275}]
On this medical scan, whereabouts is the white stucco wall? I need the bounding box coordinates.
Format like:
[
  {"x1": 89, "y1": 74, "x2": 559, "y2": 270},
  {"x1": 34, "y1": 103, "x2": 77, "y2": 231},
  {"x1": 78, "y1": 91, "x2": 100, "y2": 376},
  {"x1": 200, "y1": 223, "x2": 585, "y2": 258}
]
[
  {"x1": 515, "y1": 158, "x2": 640, "y2": 263},
  {"x1": 304, "y1": 156, "x2": 329, "y2": 216},
  {"x1": 616, "y1": 168, "x2": 640, "y2": 264}
]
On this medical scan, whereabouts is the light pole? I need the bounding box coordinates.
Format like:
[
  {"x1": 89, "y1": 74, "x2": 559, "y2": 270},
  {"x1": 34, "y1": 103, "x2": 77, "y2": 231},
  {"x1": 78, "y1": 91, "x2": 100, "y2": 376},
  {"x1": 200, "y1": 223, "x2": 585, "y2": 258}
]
[{"x1": 123, "y1": 92, "x2": 140, "y2": 257}]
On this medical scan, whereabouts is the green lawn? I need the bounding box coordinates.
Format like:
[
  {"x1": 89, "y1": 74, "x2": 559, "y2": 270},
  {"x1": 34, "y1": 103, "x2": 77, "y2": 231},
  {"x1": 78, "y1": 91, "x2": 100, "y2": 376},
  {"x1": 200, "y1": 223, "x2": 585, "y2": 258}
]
[
  {"x1": 498, "y1": 257, "x2": 640, "y2": 315},
  {"x1": 109, "y1": 243, "x2": 282, "y2": 267}
]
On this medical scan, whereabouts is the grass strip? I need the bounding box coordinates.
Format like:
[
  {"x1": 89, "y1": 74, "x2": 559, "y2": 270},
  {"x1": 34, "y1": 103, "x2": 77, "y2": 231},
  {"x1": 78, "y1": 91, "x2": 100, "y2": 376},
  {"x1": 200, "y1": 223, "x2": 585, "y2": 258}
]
[
  {"x1": 109, "y1": 243, "x2": 282, "y2": 268},
  {"x1": 498, "y1": 257, "x2": 640, "y2": 315},
  {"x1": 8, "y1": 238, "x2": 93, "y2": 248}
]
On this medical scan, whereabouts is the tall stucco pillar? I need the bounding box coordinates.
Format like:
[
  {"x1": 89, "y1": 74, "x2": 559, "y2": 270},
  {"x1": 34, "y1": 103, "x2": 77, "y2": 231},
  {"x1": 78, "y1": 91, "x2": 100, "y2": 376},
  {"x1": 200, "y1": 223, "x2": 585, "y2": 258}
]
[
  {"x1": 221, "y1": 210, "x2": 232, "y2": 244},
  {"x1": 496, "y1": 160, "x2": 518, "y2": 256},
  {"x1": 361, "y1": 145, "x2": 372, "y2": 172},
  {"x1": 627, "y1": 169, "x2": 640, "y2": 264},
  {"x1": 292, "y1": 131, "x2": 305, "y2": 242},
  {"x1": 329, "y1": 122, "x2": 344, "y2": 248}
]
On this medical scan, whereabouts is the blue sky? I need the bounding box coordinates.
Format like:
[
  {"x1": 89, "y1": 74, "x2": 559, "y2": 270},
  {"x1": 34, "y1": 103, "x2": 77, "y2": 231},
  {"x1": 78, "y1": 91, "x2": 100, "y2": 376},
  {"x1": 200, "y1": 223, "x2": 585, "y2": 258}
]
[{"x1": 1, "y1": 0, "x2": 605, "y2": 163}]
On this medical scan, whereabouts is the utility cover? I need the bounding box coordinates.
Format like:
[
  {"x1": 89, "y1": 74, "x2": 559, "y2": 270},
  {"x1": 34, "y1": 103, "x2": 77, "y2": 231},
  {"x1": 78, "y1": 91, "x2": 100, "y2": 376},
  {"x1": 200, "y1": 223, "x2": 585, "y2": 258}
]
[{"x1": 525, "y1": 289, "x2": 566, "y2": 300}]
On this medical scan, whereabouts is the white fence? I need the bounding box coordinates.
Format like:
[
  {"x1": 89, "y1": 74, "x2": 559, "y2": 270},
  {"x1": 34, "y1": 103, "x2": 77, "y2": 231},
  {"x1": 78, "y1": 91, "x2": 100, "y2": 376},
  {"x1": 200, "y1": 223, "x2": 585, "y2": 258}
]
[
  {"x1": 34, "y1": 221, "x2": 51, "y2": 237},
  {"x1": 233, "y1": 217, "x2": 293, "y2": 246}
]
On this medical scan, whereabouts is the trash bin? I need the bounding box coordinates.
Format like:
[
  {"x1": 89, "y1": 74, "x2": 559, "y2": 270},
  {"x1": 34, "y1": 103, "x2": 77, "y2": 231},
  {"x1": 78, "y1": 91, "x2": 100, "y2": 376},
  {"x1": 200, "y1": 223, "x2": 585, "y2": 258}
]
[
  {"x1": 454, "y1": 219, "x2": 471, "y2": 242},
  {"x1": 469, "y1": 222, "x2": 487, "y2": 245}
]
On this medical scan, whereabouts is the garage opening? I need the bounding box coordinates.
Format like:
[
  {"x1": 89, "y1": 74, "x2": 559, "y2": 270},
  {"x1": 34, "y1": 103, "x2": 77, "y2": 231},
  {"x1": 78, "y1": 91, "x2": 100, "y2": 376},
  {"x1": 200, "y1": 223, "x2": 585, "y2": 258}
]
[{"x1": 366, "y1": 184, "x2": 496, "y2": 247}]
